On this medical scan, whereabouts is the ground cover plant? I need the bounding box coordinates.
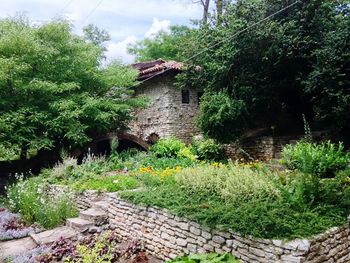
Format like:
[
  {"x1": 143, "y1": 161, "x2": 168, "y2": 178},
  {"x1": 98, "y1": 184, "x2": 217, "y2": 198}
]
[
  {"x1": 6, "y1": 231, "x2": 153, "y2": 263},
  {"x1": 120, "y1": 141, "x2": 350, "y2": 240},
  {"x1": 4, "y1": 139, "x2": 350, "y2": 240},
  {"x1": 168, "y1": 253, "x2": 239, "y2": 263},
  {"x1": 0, "y1": 207, "x2": 40, "y2": 241}
]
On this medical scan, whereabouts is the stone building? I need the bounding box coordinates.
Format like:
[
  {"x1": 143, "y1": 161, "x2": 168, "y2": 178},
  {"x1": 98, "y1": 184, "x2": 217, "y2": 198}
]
[
  {"x1": 129, "y1": 59, "x2": 202, "y2": 144},
  {"x1": 128, "y1": 59, "x2": 306, "y2": 161}
]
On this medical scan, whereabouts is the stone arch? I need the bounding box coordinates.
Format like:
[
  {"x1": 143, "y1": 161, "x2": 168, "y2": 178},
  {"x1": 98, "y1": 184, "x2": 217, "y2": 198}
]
[
  {"x1": 146, "y1": 132, "x2": 160, "y2": 145},
  {"x1": 72, "y1": 132, "x2": 149, "y2": 163}
]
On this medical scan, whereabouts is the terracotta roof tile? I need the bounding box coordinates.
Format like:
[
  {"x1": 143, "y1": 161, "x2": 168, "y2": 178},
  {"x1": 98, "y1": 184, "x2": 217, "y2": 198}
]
[{"x1": 132, "y1": 59, "x2": 184, "y2": 81}]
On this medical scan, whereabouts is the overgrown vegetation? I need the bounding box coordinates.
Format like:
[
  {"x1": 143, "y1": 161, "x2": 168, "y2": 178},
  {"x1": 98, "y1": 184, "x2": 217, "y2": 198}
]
[
  {"x1": 169, "y1": 253, "x2": 239, "y2": 263},
  {"x1": 7, "y1": 231, "x2": 149, "y2": 263},
  {"x1": 281, "y1": 140, "x2": 350, "y2": 178},
  {"x1": 3, "y1": 138, "x2": 350, "y2": 240},
  {"x1": 130, "y1": 1, "x2": 350, "y2": 143},
  {"x1": 117, "y1": 140, "x2": 350, "y2": 240},
  {"x1": 6, "y1": 176, "x2": 78, "y2": 229}
]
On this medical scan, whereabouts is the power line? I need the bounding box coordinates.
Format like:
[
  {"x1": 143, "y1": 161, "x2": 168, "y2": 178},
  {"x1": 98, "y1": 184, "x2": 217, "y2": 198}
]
[
  {"x1": 59, "y1": 0, "x2": 75, "y2": 14},
  {"x1": 184, "y1": 0, "x2": 301, "y2": 63},
  {"x1": 80, "y1": 0, "x2": 104, "y2": 26},
  {"x1": 140, "y1": 0, "x2": 302, "y2": 83}
]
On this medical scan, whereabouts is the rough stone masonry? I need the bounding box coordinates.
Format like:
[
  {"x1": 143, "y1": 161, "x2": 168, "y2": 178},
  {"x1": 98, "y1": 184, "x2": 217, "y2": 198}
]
[{"x1": 55, "y1": 186, "x2": 349, "y2": 263}]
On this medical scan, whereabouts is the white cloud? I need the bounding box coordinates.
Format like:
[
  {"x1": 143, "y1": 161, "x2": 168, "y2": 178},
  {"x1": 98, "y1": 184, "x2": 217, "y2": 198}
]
[
  {"x1": 0, "y1": 0, "x2": 202, "y2": 63},
  {"x1": 106, "y1": 17, "x2": 173, "y2": 64},
  {"x1": 145, "y1": 18, "x2": 170, "y2": 38},
  {"x1": 105, "y1": 35, "x2": 138, "y2": 64}
]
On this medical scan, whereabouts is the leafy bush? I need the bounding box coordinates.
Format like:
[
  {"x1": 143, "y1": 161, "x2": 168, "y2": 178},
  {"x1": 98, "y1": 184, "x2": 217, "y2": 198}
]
[
  {"x1": 169, "y1": 253, "x2": 239, "y2": 263},
  {"x1": 150, "y1": 138, "x2": 194, "y2": 159},
  {"x1": 197, "y1": 92, "x2": 247, "y2": 143},
  {"x1": 176, "y1": 164, "x2": 280, "y2": 204},
  {"x1": 6, "y1": 177, "x2": 78, "y2": 229},
  {"x1": 281, "y1": 141, "x2": 350, "y2": 178},
  {"x1": 191, "y1": 138, "x2": 224, "y2": 161}
]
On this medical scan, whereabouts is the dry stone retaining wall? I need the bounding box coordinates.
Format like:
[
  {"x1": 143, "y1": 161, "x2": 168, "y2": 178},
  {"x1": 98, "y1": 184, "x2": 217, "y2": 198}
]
[
  {"x1": 46, "y1": 187, "x2": 350, "y2": 262},
  {"x1": 101, "y1": 193, "x2": 349, "y2": 263}
]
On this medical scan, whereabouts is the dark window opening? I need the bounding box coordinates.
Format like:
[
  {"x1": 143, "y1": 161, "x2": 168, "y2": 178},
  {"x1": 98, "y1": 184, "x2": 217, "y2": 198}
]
[
  {"x1": 197, "y1": 91, "x2": 204, "y2": 104},
  {"x1": 182, "y1": 89, "x2": 190, "y2": 104}
]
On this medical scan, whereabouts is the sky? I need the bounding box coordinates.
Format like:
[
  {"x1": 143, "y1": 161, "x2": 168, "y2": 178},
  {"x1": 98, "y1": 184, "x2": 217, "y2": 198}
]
[{"x1": 0, "y1": 0, "x2": 202, "y2": 63}]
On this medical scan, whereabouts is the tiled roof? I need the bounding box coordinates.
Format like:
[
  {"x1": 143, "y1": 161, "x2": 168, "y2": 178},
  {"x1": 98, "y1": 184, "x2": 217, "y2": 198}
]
[{"x1": 132, "y1": 59, "x2": 184, "y2": 81}]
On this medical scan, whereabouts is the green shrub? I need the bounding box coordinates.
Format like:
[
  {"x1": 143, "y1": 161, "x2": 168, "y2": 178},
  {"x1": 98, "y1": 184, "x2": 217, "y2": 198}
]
[
  {"x1": 281, "y1": 141, "x2": 350, "y2": 178},
  {"x1": 176, "y1": 163, "x2": 280, "y2": 204},
  {"x1": 191, "y1": 138, "x2": 224, "y2": 161},
  {"x1": 150, "y1": 138, "x2": 194, "y2": 159},
  {"x1": 169, "y1": 253, "x2": 239, "y2": 263},
  {"x1": 6, "y1": 177, "x2": 78, "y2": 229}
]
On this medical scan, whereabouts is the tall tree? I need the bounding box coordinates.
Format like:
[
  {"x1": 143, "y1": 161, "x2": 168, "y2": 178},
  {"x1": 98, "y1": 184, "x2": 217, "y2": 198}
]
[
  {"x1": 178, "y1": 0, "x2": 350, "y2": 143},
  {"x1": 0, "y1": 17, "x2": 143, "y2": 160},
  {"x1": 216, "y1": 0, "x2": 223, "y2": 25},
  {"x1": 128, "y1": 25, "x2": 191, "y2": 62},
  {"x1": 192, "y1": 0, "x2": 211, "y2": 24}
]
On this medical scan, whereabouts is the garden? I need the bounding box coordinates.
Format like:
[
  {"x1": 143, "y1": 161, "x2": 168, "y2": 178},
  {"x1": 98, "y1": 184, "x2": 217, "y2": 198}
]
[{"x1": 1, "y1": 136, "x2": 350, "y2": 262}]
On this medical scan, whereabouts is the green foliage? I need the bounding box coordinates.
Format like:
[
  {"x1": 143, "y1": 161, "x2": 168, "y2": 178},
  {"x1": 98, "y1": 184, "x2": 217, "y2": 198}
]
[
  {"x1": 0, "y1": 17, "x2": 142, "y2": 160},
  {"x1": 176, "y1": 164, "x2": 280, "y2": 204},
  {"x1": 169, "y1": 253, "x2": 239, "y2": 263},
  {"x1": 150, "y1": 138, "x2": 196, "y2": 160},
  {"x1": 6, "y1": 177, "x2": 78, "y2": 228},
  {"x1": 83, "y1": 24, "x2": 111, "y2": 48},
  {"x1": 303, "y1": 4, "x2": 350, "y2": 138},
  {"x1": 281, "y1": 141, "x2": 350, "y2": 178},
  {"x1": 128, "y1": 25, "x2": 191, "y2": 62},
  {"x1": 191, "y1": 138, "x2": 224, "y2": 161},
  {"x1": 120, "y1": 162, "x2": 349, "y2": 239},
  {"x1": 197, "y1": 92, "x2": 246, "y2": 143},
  {"x1": 176, "y1": 0, "x2": 350, "y2": 142},
  {"x1": 72, "y1": 175, "x2": 139, "y2": 192}
]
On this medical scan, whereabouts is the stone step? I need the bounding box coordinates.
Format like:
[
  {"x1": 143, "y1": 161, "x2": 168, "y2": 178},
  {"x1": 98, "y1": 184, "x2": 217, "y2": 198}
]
[
  {"x1": 80, "y1": 208, "x2": 108, "y2": 226},
  {"x1": 66, "y1": 218, "x2": 94, "y2": 232},
  {"x1": 29, "y1": 226, "x2": 78, "y2": 245},
  {"x1": 91, "y1": 200, "x2": 109, "y2": 211},
  {"x1": 0, "y1": 237, "x2": 36, "y2": 260}
]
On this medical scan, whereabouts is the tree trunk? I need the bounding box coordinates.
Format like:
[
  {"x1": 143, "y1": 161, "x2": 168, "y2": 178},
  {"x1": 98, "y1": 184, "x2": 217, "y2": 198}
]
[
  {"x1": 216, "y1": 0, "x2": 223, "y2": 25},
  {"x1": 202, "y1": 0, "x2": 210, "y2": 24},
  {"x1": 20, "y1": 144, "x2": 28, "y2": 160}
]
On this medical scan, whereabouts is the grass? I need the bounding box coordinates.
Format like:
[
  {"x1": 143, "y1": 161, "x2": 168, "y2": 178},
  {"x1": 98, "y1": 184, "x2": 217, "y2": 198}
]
[{"x1": 72, "y1": 175, "x2": 139, "y2": 192}]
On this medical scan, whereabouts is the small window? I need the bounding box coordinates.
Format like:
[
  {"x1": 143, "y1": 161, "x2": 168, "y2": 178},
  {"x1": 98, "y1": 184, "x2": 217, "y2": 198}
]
[
  {"x1": 181, "y1": 90, "x2": 190, "y2": 104},
  {"x1": 197, "y1": 91, "x2": 204, "y2": 104}
]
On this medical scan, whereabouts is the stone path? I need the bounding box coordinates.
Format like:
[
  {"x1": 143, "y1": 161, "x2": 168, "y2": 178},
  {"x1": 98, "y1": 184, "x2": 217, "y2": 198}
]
[
  {"x1": 0, "y1": 237, "x2": 36, "y2": 260},
  {"x1": 0, "y1": 202, "x2": 108, "y2": 261}
]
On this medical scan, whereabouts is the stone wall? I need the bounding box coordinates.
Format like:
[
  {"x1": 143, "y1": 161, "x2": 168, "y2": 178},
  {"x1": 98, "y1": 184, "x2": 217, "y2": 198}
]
[
  {"x1": 100, "y1": 193, "x2": 349, "y2": 263},
  {"x1": 129, "y1": 72, "x2": 201, "y2": 144},
  {"x1": 46, "y1": 186, "x2": 350, "y2": 262},
  {"x1": 223, "y1": 135, "x2": 302, "y2": 161},
  {"x1": 45, "y1": 185, "x2": 103, "y2": 210}
]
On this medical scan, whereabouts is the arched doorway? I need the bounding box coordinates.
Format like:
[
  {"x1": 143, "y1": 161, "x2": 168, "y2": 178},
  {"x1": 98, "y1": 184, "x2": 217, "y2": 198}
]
[{"x1": 75, "y1": 132, "x2": 149, "y2": 164}]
